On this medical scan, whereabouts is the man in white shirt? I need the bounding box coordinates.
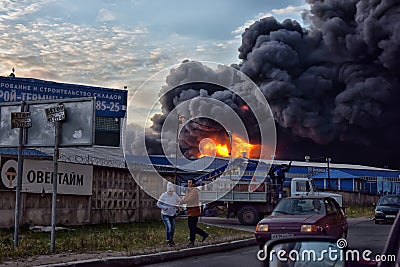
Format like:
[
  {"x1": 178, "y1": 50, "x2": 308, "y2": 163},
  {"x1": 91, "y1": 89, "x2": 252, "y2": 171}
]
[{"x1": 157, "y1": 182, "x2": 181, "y2": 246}]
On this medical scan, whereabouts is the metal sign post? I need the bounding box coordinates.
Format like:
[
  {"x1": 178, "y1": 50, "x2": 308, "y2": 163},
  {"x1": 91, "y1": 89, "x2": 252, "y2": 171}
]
[
  {"x1": 46, "y1": 104, "x2": 65, "y2": 253},
  {"x1": 1, "y1": 98, "x2": 94, "y2": 252},
  {"x1": 11, "y1": 102, "x2": 31, "y2": 247}
]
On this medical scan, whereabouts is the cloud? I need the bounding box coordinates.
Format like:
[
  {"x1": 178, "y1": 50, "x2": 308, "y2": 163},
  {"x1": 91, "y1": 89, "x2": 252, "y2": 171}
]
[
  {"x1": 0, "y1": 16, "x2": 150, "y2": 87},
  {"x1": 0, "y1": 0, "x2": 308, "y2": 112},
  {"x1": 216, "y1": 43, "x2": 227, "y2": 49},
  {"x1": 0, "y1": 0, "x2": 55, "y2": 22},
  {"x1": 96, "y1": 8, "x2": 117, "y2": 23},
  {"x1": 196, "y1": 46, "x2": 205, "y2": 52},
  {"x1": 149, "y1": 48, "x2": 162, "y2": 60},
  {"x1": 271, "y1": 4, "x2": 309, "y2": 16},
  {"x1": 233, "y1": 4, "x2": 310, "y2": 36},
  {"x1": 0, "y1": 0, "x2": 236, "y2": 90}
]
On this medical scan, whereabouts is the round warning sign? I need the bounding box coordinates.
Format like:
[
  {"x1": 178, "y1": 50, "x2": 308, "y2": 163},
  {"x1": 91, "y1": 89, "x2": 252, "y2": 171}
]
[{"x1": 1, "y1": 159, "x2": 18, "y2": 189}]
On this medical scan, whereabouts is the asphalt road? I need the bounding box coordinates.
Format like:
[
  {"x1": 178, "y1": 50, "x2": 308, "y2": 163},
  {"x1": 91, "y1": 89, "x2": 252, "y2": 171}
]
[
  {"x1": 346, "y1": 217, "x2": 393, "y2": 255},
  {"x1": 144, "y1": 217, "x2": 393, "y2": 267}
]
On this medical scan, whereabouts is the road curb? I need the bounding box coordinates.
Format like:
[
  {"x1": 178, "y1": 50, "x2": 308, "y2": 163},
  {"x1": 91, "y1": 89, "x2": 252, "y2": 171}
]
[
  {"x1": 37, "y1": 238, "x2": 257, "y2": 267},
  {"x1": 347, "y1": 217, "x2": 374, "y2": 226}
]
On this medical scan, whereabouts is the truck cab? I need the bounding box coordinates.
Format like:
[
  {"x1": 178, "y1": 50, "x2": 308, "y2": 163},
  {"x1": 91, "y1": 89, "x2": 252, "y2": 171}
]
[{"x1": 289, "y1": 178, "x2": 343, "y2": 207}]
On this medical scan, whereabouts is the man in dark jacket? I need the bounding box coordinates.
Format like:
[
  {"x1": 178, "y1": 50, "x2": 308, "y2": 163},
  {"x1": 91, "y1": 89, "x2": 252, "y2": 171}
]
[{"x1": 181, "y1": 178, "x2": 209, "y2": 246}]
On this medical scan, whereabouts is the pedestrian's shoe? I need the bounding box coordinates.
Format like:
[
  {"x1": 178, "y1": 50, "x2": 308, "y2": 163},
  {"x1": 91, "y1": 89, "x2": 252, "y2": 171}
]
[
  {"x1": 167, "y1": 240, "x2": 175, "y2": 247},
  {"x1": 201, "y1": 233, "x2": 209, "y2": 242},
  {"x1": 187, "y1": 241, "x2": 194, "y2": 247}
]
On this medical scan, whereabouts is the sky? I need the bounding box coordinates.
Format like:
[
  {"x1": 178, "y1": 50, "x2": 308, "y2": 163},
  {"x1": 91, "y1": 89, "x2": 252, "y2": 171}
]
[
  {"x1": 1, "y1": 1, "x2": 400, "y2": 169},
  {"x1": 0, "y1": 0, "x2": 309, "y2": 95}
]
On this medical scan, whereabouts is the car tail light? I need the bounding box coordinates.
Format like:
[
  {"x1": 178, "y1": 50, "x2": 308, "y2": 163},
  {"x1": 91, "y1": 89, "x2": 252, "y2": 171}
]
[
  {"x1": 301, "y1": 224, "x2": 317, "y2": 232},
  {"x1": 256, "y1": 224, "x2": 269, "y2": 232}
]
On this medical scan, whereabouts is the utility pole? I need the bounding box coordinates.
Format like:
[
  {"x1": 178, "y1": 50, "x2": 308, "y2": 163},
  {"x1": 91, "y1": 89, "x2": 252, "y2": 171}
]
[
  {"x1": 326, "y1": 157, "x2": 331, "y2": 190},
  {"x1": 226, "y1": 130, "x2": 232, "y2": 180},
  {"x1": 174, "y1": 114, "x2": 182, "y2": 185}
]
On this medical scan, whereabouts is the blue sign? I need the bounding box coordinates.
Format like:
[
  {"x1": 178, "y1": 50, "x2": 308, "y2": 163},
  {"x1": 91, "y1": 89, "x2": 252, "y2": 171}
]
[{"x1": 0, "y1": 76, "x2": 127, "y2": 118}]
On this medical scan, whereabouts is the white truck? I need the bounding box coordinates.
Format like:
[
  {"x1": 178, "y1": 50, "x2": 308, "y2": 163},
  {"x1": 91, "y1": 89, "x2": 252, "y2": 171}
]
[
  {"x1": 200, "y1": 177, "x2": 343, "y2": 225},
  {"x1": 286, "y1": 177, "x2": 343, "y2": 206}
]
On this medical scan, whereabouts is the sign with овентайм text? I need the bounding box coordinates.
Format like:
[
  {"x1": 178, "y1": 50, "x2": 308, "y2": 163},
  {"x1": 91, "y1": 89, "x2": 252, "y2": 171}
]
[{"x1": 0, "y1": 157, "x2": 93, "y2": 195}]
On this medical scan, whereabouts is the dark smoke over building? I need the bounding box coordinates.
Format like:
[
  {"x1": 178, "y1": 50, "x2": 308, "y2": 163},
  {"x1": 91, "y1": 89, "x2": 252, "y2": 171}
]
[{"x1": 138, "y1": 0, "x2": 400, "y2": 169}]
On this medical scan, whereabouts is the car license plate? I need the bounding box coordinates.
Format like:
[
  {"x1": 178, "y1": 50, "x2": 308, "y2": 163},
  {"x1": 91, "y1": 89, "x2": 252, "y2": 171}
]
[
  {"x1": 271, "y1": 233, "x2": 294, "y2": 239},
  {"x1": 386, "y1": 215, "x2": 396, "y2": 218}
]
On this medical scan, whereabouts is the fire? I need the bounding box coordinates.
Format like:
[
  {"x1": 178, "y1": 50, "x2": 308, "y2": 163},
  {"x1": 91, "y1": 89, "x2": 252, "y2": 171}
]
[
  {"x1": 232, "y1": 135, "x2": 255, "y2": 157},
  {"x1": 199, "y1": 134, "x2": 260, "y2": 158}
]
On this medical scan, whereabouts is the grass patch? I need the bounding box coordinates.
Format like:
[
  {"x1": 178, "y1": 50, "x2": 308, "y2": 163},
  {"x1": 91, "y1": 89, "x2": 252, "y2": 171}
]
[
  {"x1": 0, "y1": 218, "x2": 253, "y2": 263},
  {"x1": 345, "y1": 205, "x2": 375, "y2": 218}
]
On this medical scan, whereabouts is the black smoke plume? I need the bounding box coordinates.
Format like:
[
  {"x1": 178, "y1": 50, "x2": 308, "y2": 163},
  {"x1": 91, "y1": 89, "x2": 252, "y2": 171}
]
[{"x1": 136, "y1": 0, "x2": 400, "y2": 169}]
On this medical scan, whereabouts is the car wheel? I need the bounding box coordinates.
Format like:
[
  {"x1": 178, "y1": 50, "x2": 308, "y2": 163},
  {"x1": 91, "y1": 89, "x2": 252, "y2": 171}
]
[{"x1": 237, "y1": 206, "x2": 260, "y2": 225}]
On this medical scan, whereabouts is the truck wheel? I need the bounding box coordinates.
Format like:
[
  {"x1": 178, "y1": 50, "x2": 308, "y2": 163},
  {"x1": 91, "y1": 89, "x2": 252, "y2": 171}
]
[{"x1": 237, "y1": 206, "x2": 260, "y2": 225}]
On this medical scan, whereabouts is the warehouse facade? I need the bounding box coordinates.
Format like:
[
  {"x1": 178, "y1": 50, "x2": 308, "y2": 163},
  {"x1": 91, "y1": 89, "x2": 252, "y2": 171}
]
[{"x1": 0, "y1": 76, "x2": 162, "y2": 227}]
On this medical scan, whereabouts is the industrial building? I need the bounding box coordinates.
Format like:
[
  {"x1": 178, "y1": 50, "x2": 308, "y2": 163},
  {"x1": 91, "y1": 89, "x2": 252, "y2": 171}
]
[
  {"x1": 0, "y1": 76, "x2": 161, "y2": 227},
  {"x1": 1, "y1": 76, "x2": 399, "y2": 228},
  {"x1": 128, "y1": 155, "x2": 400, "y2": 195}
]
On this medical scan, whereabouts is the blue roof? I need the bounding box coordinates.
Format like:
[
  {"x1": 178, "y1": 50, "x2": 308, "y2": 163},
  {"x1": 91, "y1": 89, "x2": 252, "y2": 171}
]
[
  {"x1": 125, "y1": 155, "x2": 230, "y2": 170},
  {"x1": 0, "y1": 148, "x2": 51, "y2": 157},
  {"x1": 311, "y1": 169, "x2": 357, "y2": 179}
]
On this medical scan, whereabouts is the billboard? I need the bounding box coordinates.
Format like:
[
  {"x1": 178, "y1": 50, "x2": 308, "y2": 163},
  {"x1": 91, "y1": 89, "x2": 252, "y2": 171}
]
[
  {"x1": 0, "y1": 157, "x2": 93, "y2": 195},
  {"x1": 0, "y1": 98, "x2": 95, "y2": 147},
  {"x1": 0, "y1": 76, "x2": 127, "y2": 118},
  {"x1": 0, "y1": 105, "x2": 21, "y2": 147},
  {"x1": 27, "y1": 99, "x2": 95, "y2": 147}
]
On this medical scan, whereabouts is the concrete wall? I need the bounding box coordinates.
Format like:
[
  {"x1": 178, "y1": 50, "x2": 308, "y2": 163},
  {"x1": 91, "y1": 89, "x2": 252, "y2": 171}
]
[
  {"x1": 0, "y1": 191, "x2": 90, "y2": 227},
  {"x1": 0, "y1": 166, "x2": 160, "y2": 228},
  {"x1": 324, "y1": 190, "x2": 381, "y2": 206},
  {"x1": 340, "y1": 191, "x2": 381, "y2": 206},
  {"x1": 89, "y1": 166, "x2": 159, "y2": 224},
  {"x1": 2, "y1": 171, "x2": 384, "y2": 228},
  {"x1": 0, "y1": 191, "x2": 16, "y2": 227}
]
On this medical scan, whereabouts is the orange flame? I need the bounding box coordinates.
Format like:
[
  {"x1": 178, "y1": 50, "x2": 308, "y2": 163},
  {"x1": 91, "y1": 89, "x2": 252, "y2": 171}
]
[{"x1": 199, "y1": 134, "x2": 260, "y2": 158}]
